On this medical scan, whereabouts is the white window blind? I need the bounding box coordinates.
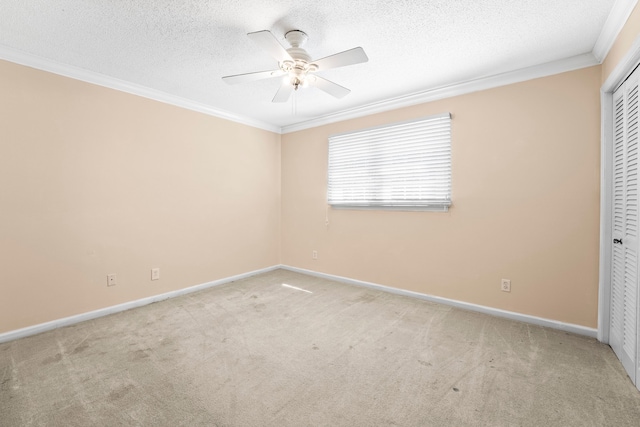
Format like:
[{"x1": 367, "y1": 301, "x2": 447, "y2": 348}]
[{"x1": 328, "y1": 113, "x2": 451, "y2": 210}]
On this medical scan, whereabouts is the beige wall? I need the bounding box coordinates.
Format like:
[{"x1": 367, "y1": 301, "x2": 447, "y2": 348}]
[
  {"x1": 603, "y1": 3, "x2": 640, "y2": 83},
  {"x1": 8, "y1": 9, "x2": 637, "y2": 333},
  {"x1": 281, "y1": 66, "x2": 602, "y2": 327},
  {"x1": 0, "y1": 60, "x2": 281, "y2": 333}
]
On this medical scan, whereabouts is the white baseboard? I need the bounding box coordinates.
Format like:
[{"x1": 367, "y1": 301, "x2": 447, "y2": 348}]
[
  {"x1": 0, "y1": 264, "x2": 597, "y2": 343},
  {"x1": 279, "y1": 265, "x2": 598, "y2": 338},
  {"x1": 0, "y1": 265, "x2": 280, "y2": 344}
]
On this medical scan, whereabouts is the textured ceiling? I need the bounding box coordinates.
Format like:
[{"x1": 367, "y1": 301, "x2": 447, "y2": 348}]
[{"x1": 0, "y1": 0, "x2": 626, "y2": 130}]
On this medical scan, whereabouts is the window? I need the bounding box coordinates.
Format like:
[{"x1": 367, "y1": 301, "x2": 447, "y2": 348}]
[{"x1": 328, "y1": 113, "x2": 452, "y2": 211}]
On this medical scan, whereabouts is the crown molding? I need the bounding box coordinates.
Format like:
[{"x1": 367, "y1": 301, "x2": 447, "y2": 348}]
[
  {"x1": 603, "y1": 34, "x2": 640, "y2": 91},
  {"x1": 0, "y1": 44, "x2": 604, "y2": 136},
  {"x1": 0, "y1": 45, "x2": 281, "y2": 134},
  {"x1": 593, "y1": 0, "x2": 638, "y2": 62},
  {"x1": 281, "y1": 53, "x2": 599, "y2": 134}
]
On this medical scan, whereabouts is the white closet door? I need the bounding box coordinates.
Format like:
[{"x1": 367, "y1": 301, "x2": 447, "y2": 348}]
[{"x1": 610, "y1": 66, "x2": 640, "y2": 386}]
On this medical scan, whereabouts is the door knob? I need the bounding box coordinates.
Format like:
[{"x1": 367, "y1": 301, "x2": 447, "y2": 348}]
[{"x1": 613, "y1": 238, "x2": 623, "y2": 244}]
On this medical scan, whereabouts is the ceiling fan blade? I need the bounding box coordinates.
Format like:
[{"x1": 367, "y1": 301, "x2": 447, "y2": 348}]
[
  {"x1": 310, "y1": 76, "x2": 351, "y2": 99},
  {"x1": 312, "y1": 47, "x2": 368, "y2": 71},
  {"x1": 248, "y1": 30, "x2": 293, "y2": 63},
  {"x1": 272, "y1": 80, "x2": 294, "y2": 103},
  {"x1": 222, "y1": 69, "x2": 284, "y2": 85}
]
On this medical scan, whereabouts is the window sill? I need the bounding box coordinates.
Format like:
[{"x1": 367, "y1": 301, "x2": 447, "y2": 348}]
[{"x1": 330, "y1": 204, "x2": 450, "y2": 212}]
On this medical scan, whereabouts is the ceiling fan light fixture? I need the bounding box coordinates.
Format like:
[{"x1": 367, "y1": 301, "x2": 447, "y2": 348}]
[
  {"x1": 222, "y1": 29, "x2": 368, "y2": 103},
  {"x1": 288, "y1": 76, "x2": 307, "y2": 91},
  {"x1": 281, "y1": 60, "x2": 295, "y2": 72}
]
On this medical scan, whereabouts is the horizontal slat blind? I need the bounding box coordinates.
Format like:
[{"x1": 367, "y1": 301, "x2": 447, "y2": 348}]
[{"x1": 328, "y1": 113, "x2": 451, "y2": 209}]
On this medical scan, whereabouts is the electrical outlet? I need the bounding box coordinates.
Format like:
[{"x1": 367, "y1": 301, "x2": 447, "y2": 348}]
[
  {"x1": 501, "y1": 279, "x2": 511, "y2": 292},
  {"x1": 312, "y1": 250, "x2": 318, "y2": 260},
  {"x1": 151, "y1": 268, "x2": 160, "y2": 281},
  {"x1": 107, "y1": 274, "x2": 117, "y2": 287}
]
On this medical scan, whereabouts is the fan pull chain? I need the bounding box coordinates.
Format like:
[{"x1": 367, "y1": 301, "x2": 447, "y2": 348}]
[{"x1": 292, "y1": 90, "x2": 297, "y2": 116}]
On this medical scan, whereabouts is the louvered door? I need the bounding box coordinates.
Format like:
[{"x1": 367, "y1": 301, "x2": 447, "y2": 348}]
[{"x1": 610, "y1": 65, "x2": 640, "y2": 386}]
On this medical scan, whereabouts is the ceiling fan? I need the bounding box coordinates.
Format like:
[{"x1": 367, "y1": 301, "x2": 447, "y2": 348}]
[{"x1": 222, "y1": 30, "x2": 368, "y2": 103}]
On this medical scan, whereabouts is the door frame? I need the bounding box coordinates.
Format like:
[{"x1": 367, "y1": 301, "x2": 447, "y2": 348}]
[{"x1": 599, "y1": 35, "x2": 640, "y2": 344}]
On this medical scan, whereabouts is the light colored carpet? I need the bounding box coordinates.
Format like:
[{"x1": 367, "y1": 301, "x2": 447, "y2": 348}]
[{"x1": 1, "y1": 269, "x2": 639, "y2": 426}]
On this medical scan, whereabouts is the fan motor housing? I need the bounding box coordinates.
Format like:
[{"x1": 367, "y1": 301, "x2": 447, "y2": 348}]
[
  {"x1": 282, "y1": 31, "x2": 316, "y2": 79},
  {"x1": 286, "y1": 47, "x2": 312, "y2": 63}
]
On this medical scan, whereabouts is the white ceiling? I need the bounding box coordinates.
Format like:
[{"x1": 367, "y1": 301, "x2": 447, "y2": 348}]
[{"x1": 0, "y1": 1, "x2": 634, "y2": 132}]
